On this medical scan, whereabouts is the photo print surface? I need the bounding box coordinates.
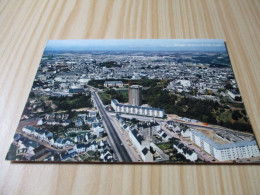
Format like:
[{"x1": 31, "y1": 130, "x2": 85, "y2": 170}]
[{"x1": 6, "y1": 39, "x2": 260, "y2": 164}]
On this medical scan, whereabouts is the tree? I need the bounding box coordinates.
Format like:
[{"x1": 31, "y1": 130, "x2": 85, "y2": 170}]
[
  {"x1": 232, "y1": 111, "x2": 242, "y2": 120},
  {"x1": 131, "y1": 118, "x2": 138, "y2": 124},
  {"x1": 225, "y1": 83, "x2": 233, "y2": 89},
  {"x1": 235, "y1": 96, "x2": 242, "y2": 101},
  {"x1": 29, "y1": 92, "x2": 35, "y2": 98}
]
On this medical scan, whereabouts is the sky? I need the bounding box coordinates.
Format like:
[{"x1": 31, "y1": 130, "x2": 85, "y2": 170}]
[{"x1": 44, "y1": 39, "x2": 227, "y2": 52}]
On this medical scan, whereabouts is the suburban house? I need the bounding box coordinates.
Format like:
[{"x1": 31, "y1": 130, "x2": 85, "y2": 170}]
[
  {"x1": 181, "y1": 128, "x2": 191, "y2": 138},
  {"x1": 157, "y1": 130, "x2": 169, "y2": 141},
  {"x1": 173, "y1": 140, "x2": 198, "y2": 162}
]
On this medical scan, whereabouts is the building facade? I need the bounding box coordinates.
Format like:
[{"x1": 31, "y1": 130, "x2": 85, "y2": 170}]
[
  {"x1": 190, "y1": 130, "x2": 260, "y2": 161},
  {"x1": 129, "y1": 85, "x2": 142, "y2": 106},
  {"x1": 228, "y1": 90, "x2": 241, "y2": 100},
  {"x1": 104, "y1": 81, "x2": 123, "y2": 87},
  {"x1": 128, "y1": 129, "x2": 153, "y2": 162},
  {"x1": 111, "y1": 99, "x2": 165, "y2": 118}
]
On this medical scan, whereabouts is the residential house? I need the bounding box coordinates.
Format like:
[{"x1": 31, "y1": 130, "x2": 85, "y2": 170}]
[
  {"x1": 74, "y1": 143, "x2": 86, "y2": 153},
  {"x1": 181, "y1": 128, "x2": 191, "y2": 138}
]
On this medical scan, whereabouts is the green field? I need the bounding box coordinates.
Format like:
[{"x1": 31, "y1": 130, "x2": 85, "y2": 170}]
[
  {"x1": 98, "y1": 89, "x2": 128, "y2": 105},
  {"x1": 156, "y1": 142, "x2": 172, "y2": 150}
]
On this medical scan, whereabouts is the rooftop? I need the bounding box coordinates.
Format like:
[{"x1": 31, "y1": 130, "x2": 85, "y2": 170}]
[
  {"x1": 112, "y1": 99, "x2": 164, "y2": 112},
  {"x1": 130, "y1": 85, "x2": 142, "y2": 89},
  {"x1": 104, "y1": 81, "x2": 123, "y2": 84},
  {"x1": 196, "y1": 128, "x2": 229, "y2": 145},
  {"x1": 131, "y1": 129, "x2": 144, "y2": 144},
  {"x1": 191, "y1": 130, "x2": 258, "y2": 150}
]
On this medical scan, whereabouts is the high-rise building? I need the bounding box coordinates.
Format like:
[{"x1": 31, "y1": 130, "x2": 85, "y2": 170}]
[{"x1": 129, "y1": 85, "x2": 142, "y2": 106}]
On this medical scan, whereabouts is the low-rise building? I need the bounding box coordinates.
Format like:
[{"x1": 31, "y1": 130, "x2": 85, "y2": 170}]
[
  {"x1": 128, "y1": 129, "x2": 154, "y2": 162},
  {"x1": 181, "y1": 128, "x2": 190, "y2": 138},
  {"x1": 74, "y1": 143, "x2": 86, "y2": 153},
  {"x1": 141, "y1": 147, "x2": 153, "y2": 162},
  {"x1": 111, "y1": 99, "x2": 165, "y2": 118},
  {"x1": 173, "y1": 140, "x2": 198, "y2": 162},
  {"x1": 104, "y1": 81, "x2": 123, "y2": 87},
  {"x1": 190, "y1": 130, "x2": 260, "y2": 161},
  {"x1": 228, "y1": 90, "x2": 241, "y2": 100},
  {"x1": 88, "y1": 110, "x2": 97, "y2": 118},
  {"x1": 157, "y1": 130, "x2": 169, "y2": 141}
]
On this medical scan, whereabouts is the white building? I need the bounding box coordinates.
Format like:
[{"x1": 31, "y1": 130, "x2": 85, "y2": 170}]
[
  {"x1": 173, "y1": 140, "x2": 198, "y2": 162},
  {"x1": 181, "y1": 128, "x2": 191, "y2": 138},
  {"x1": 37, "y1": 119, "x2": 43, "y2": 126},
  {"x1": 88, "y1": 110, "x2": 97, "y2": 118},
  {"x1": 176, "y1": 80, "x2": 191, "y2": 87},
  {"x1": 190, "y1": 130, "x2": 260, "y2": 161},
  {"x1": 74, "y1": 144, "x2": 86, "y2": 153},
  {"x1": 111, "y1": 99, "x2": 165, "y2": 118},
  {"x1": 128, "y1": 129, "x2": 153, "y2": 162},
  {"x1": 93, "y1": 126, "x2": 104, "y2": 136},
  {"x1": 157, "y1": 130, "x2": 169, "y2": 141},
  {"x1": 22, "y1": 126, "x2": 35, "y2": 135},
  {"x1": 140, "y1": 147, "x2": 153, "y2": 162},
  {"x1": 228, "y1": 90, "x2": 241, "y2": 100},
  {"x1": 104, "y1": 81, "x2": 123, "y2": 87},
  {"x1": 79, "y1": 76, "x2": 90, "y2": 84},
  {"x1": 129, "y1": 129, "x2": 144, "y2": 154}
]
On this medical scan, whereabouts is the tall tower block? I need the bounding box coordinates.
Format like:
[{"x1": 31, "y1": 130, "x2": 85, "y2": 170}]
[{"x1": 129, "y1": 85, "x2": 142, "y2": 106}]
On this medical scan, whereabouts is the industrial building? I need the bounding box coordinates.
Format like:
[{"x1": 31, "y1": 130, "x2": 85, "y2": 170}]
[
  {"x1": 111, "y1": 99, "x2": 165, "y2": 118},
  {"x1": 190, "y1": 130, "x2": 260, "y2": 161},
  {"x1": 129, "y1": 85, "x2": 142, "y2": 106}
]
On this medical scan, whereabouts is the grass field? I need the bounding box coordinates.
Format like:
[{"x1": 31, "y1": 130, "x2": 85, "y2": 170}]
[
  {"x1": 98, "y1": 90, "x2": 128, "y2": 105},
  {"x1": 156, "y1": 142, "x2": 172, "y2": 150}
]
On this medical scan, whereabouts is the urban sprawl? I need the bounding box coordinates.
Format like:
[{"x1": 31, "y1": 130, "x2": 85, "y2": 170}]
[{"x1": 6, "y1": 50, "x2": 260, "y2": 163}]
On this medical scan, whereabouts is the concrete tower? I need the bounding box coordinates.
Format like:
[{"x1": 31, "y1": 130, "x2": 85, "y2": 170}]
[{"x1": 129, "y1": 85, "x2": 142, "y2": 106}]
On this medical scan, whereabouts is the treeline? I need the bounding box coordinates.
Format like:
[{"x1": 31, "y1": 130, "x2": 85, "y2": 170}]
[
  {"x1": 88, "y1": 79, "x2": 168, "y2": 89},
  {"x1": 99, "y1": 89, "x2": 128, "y2": 105},
  {"x1": 142, "y1": 86, "x2": 253, "y2": 133},
  {"x1": 131, "y1": 79, "x2": 160, "y2": 87},
  {"x1": 176, "y1": 97, "x2": 219, "y2": 124},
  {"x1": 49, "y1": 94, "x2": 92, "y2": 111}
]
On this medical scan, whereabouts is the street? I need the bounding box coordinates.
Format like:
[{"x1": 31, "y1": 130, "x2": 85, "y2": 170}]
[{"x1": 92, "y1": 91, "x2": 132, "y2": 162}]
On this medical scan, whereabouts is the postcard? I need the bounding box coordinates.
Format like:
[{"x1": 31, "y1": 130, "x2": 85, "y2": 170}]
[{"x1": 6, "y1": 39, "x2": 260, "y2": 164}]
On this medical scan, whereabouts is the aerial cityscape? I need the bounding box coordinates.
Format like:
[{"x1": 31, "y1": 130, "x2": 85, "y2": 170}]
[{"x1": 6, "y1": 39, "x2": 260, "y2": 163}]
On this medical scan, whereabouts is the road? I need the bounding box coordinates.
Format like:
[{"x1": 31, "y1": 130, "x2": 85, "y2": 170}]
[
  {"x1": 92, "y1": 92, "x2": 132, "y2": 162},
  {"x1": 17, "y1": 118, "x2": 39, "y2": 130},
  {"x1": 111, "y1": 112, "x2": 253, "y2": 137},
  {"x1": 107, "y1": 113, "x2": 142, "y2": 162}
]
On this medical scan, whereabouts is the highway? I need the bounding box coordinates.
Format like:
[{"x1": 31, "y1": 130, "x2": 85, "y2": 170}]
[{"x1": 92, "y1": 92, "x2": 132, "y2": 162}]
